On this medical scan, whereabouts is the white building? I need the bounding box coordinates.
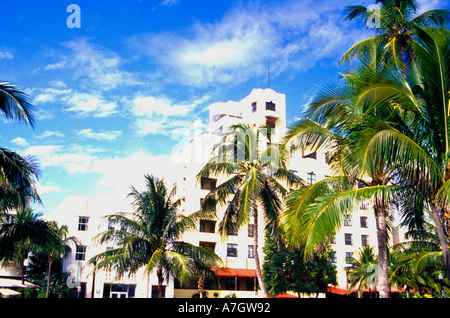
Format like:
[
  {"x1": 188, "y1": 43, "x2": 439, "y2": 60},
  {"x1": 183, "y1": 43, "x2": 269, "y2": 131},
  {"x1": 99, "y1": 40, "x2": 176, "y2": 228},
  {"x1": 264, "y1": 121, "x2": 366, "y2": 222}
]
[
  {"x1": 48, "y1": 88, "x2": 379, "y2": 298},
  {"x1": 172, "y1": 88, "x2": 378, "y2": 297},
  {"x1": 48, "y1": 195, "x2": 175, "y2": 298}
]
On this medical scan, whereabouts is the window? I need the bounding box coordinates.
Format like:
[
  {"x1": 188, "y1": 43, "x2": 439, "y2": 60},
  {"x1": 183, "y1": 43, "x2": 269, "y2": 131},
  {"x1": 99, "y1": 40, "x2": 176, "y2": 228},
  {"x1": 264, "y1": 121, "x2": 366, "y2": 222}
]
[
  {"x1": 325, "y1": 152, "x2": 330, "y2": 164},
  {"x1": 345, "y1": 233, "x2": 353, "y2": 245},
  {"x1": 248, "y1": 224, "x2": 255, "y2": 237},
  {"x1": 330, "y1": 251, "x2": 337, "y2": 263},
  {"x1": 151, "y1": 285, "x2": 165, "y2": 298},
  {"x1": 200, "y1": 198, "x2": 216, "y2": 212},
  {"x1": 360, "y1": 216, "x2": 368, "y2": 228},
  {"x1": 200, "y1": 177, "x2": 217, "y2": 190},
  {"x1": 213, "y1": 126, "x2": 223, "y2": 136},
  {"x1": 78, "y1": 216, "x2": 89, "y2": 231},
  {"x1": 346, "y1": 252, "x2": 354, "y2": 264},
  {"x1": 227, "y1": 244, "x2": 238, "y2": 257},
  {"x1": 302, "y1": 151, "x2": 317, "y2": 159},
  {"x1": 307, "y1": 172, "x2": 316, "y2": 185},
  {"x1": 361, "y1": 235, "x2": 369, "y2": 246},
  {"x1": 199, "y1": 242, "x2": 216, "y2": 251},
  {"x1": 360, "y1": 199, "x2": 368, "y2": 210},
  {"x1": 108, "y1": 219, "x2": 114, "y2": 230},
  {"x1": 212, "y1": 114, "x2": 226, "y2": 122},
  {"x1": 248, "y1": 245, "x2": 255, "y2": 258},
  {"x1": 329, "y1": 235, "x2": 336, "y2": 244},
  {"x1": 251, "y1": 102, "x2": 257, "y2": 113},
  {"x1": 199, "y1": 220, "x2": 215, "y2": 233},
  {"x1": 265, "y1": 102, "x2": 276, "y2": 111},
  {"x1": 344, "y1": 214, "x2": 352, "y2": 226},
  {"x1": 226, "y1": 278, "x2": 238, "y2": 290},
  {"x1": 227, "y1": 226, "x2": 238, "y2": 236},
  {"x1": 75, "y1": 245, "x2": 87, "y2": 261}
]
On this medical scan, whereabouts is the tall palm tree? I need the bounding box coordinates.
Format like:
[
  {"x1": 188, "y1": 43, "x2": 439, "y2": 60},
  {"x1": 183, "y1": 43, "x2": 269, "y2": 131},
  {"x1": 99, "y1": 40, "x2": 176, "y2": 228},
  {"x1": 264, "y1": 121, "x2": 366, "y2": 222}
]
[
  {"x1": 279, "y1": 59, "x2": 406, "y2": 297},
  {"x1": 342, "y1": 27, "x2": 450, "y2": 279},
  {"x1": 0, "y1": 81, "x2": 40, "y2": 211},
  {"x1": 342, "y1": 0, "x2": 449, "y2": 71},
  {"x1": 89, "y1": 174, "x2": 221, "y2": 298},
  {"x1": 0, "y1": 208, "x2": 55, "y2": 285},
  {"x1": 33, "y1": 221, "x2": 77, "y2": 298},
  {"x1": 197, "y1": 123, "x2": 302, "y2": 298}
]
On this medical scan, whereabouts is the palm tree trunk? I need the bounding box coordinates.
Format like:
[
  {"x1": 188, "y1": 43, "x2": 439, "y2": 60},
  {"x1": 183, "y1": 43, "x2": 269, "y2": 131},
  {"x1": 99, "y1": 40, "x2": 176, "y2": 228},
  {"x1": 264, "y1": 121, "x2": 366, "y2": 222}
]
[
  {"x1": 21, "y1": 264, "x2": 26, "y2": 286},
  {"x1": 431, "y1": 203, "x2": 450, "y2": 279},
  {"x1": 253, "y1": 211, "x2": 267, "y2": 298},
  {"x1": 198, "y1": 276, "x2": 204, "y2": 298},
  {"x1": 157, "y1": 268, "x2": 164, "y2": 298},
  {"x1": 45, "y1": 257, "x2": 53, "y2": 298},
  {"x1": 91, "y1": 261, "x2": 97, "y2": 299},
  {"x1": 374, "y1": 197, "x2": 389, "y2": 298}
]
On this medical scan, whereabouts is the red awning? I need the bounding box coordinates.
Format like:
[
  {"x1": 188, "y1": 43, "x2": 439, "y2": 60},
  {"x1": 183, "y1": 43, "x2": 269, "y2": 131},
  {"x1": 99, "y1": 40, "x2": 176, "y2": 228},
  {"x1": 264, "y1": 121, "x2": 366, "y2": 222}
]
[
  {"x1": 214, "y1": 268, "x2": 257, "y2": 278},
  {"x1": 328, "y1": 286, "x2": 350, "y2": 295},
  {"x1": 272, "y1": 293, "x2": 299, "y2": 298}
]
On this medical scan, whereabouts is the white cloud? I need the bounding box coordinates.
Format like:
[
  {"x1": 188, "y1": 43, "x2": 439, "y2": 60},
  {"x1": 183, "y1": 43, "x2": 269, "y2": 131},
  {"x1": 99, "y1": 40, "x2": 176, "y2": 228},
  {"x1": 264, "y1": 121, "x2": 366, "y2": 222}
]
[
  {"x1": 78, "y1": 128, "x2": 122, "y2": 141},
  {"x1": 45, "y1": 38, "x2": 139, "y2": 91},
  {"x1": 0, "y1": 49, "x2": 13, "y2": 59},
  {"x1": 130, "y1": 95, "x2": 199, "y2": 136},
  {"x1": 90, "y1": 152, "x2": 181, "y2": 195},
  {"x1": 11, "y1": 137, "x2": 29, "y2": 147},
  {"x1": 37, "y1": 130, "x2": 65, "y2": 139},
  {"x1": 33, "y1": 87, "x2": 73, "y2": 104},
  {"x1": 416, "y1": 0, "x2": 442, "y2": 13},
  {"x1": 24, "y1": 145, "x2": 97, "y2": 174},
  {"x1": 49, "y1": 80, "x2": 67, "y2": 88},
  {"x1": 62, "y1": 92, "x2": 118, "y2": 118},
  {"x1": 130, "y1": 0, "x2": 363, "y2": 88},
  {"x1": 133, "y1": 96, "x2": 191, "y2": 117},
  {"x1": 161, "y1": 0, "x2": 180, "y2": 7},
  {"x1": 36, "y1": 182, "x2": 62, "y2": 194}
]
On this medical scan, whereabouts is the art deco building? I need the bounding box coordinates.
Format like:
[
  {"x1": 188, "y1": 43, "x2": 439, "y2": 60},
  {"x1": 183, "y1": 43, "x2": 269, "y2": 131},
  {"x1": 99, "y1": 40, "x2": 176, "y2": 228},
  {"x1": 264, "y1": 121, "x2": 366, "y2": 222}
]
[
  {"x1": 172, "y1": 88, "x2": 378, "y2": 297},
  {"x1": 51, "y1": 88, "x2": 379, "y2": 298}
]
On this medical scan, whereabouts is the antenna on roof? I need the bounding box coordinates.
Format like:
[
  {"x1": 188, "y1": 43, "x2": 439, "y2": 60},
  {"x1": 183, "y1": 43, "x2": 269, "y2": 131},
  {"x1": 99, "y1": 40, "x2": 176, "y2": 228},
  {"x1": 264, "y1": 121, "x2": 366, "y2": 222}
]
[{"x1": 268, "y1": 61, "x2": 270, "y2": 89}]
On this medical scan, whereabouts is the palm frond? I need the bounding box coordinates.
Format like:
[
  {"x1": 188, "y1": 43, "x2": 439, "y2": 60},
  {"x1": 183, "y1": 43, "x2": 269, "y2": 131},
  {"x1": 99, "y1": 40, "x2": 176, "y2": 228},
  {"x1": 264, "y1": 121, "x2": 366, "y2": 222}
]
[{"x1": 0, "y1": 82, "x2": 35, "y2": 127}]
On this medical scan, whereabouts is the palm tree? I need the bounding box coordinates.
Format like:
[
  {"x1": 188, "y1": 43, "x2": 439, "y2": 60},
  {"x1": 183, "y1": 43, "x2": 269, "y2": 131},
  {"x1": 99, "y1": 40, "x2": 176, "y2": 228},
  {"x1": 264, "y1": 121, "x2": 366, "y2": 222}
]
[
  {"x1": 391, "y1": 215, "x2": 450, "y2": 297},
  {"x1": 89, "y1": 174, "x2": 221, "y2": 298},
  {"x1": 0, "y1": 81, "x2": 40, "y2": 211},
  {"x1": 0, "y1": 208, "x2": 55, "y2": 285},
  {"x1": 341, "y1": 27, "x2": 450, "y2": 280},
  {"x1": 0, "y1": 82, "x2": 35, "y2": 126},
  {"x1": 32, "y1": 221, "x2": 77, "y2": 298},
  {"x1": 197, "y1": 123, "x2": 302, "y2": 298},
  {"x1": 279, "y1": 61, "x2": 405, "y2": 297},
  {"x1": 346, "y1": 246, "x2": 378, "y2": 297},
  {"x1": 342, "y1": 0, "x2": 449, "y2": 72}
]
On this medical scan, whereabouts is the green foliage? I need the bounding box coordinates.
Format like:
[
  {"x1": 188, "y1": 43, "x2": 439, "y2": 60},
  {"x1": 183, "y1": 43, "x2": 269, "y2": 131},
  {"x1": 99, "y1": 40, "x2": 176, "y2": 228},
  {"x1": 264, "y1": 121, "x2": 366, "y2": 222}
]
[
  {"x1": 262, "y1": 235, "x2": 336, "y2": 297},
  {"x1": 25, "y1": 257, "x2": 77, "y2": 298},
  {"x1": 89, "y1": 174, "x2": 222, "y2": 298}
]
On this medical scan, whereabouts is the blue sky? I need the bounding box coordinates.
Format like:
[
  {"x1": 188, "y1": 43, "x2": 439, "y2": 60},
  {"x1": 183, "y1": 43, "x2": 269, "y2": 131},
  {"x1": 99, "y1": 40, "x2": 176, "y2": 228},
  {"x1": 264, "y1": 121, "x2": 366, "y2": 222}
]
[{"x1": 0, "y1": 0, "x2": 447, "y2": 217}]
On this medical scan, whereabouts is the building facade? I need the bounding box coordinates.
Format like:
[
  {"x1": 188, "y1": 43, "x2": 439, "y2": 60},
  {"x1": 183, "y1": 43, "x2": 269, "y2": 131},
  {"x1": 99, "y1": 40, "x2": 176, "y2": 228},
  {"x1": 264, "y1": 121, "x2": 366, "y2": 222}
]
[
  {"x1": 50, "y1": 88, "x2": 379, "y2": 298},
  {"x1": 49, "y1": 196, "x2": 175, "y2": 298},
  {"x1": 172, "y1": 88, "x2": 378, "y2": 297}
]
